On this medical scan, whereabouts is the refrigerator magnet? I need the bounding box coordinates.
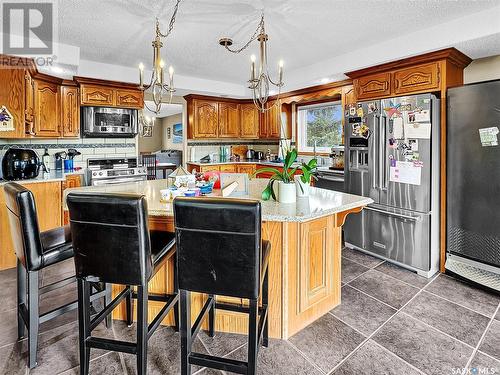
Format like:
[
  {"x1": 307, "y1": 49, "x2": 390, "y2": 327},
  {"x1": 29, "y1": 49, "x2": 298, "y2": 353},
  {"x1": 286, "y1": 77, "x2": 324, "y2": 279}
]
[
  {"x1": 408, "y1": 139, "x2": 418, "y2": 151},
  {"x1": 357, "y1": 107, "x2": 364, "y2": 117},
  {"x1": 367, "y1": 102, "x2": 377, "y2": 113},
  {"x1": 349, "y1": 106, "x2": 356, "y2": 116}
]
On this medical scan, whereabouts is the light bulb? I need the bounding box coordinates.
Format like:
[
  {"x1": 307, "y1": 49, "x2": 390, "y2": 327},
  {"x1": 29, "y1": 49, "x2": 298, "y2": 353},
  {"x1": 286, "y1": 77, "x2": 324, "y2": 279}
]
[
  {"x1": 250, "y1": 54, "x2": 256, "y2": 62},
  {"x1": 168, "y1": 66, "x2": 174, "y2": 76},
  {"x1": 159, "y1": 60, "x2": 165, "y2": 68},
  {"x1": 279, "y1": 60, "x2": 284, "y2": 68},
  {"x1": 139, "y1": 62, "x2": 144, "y2": 71}
]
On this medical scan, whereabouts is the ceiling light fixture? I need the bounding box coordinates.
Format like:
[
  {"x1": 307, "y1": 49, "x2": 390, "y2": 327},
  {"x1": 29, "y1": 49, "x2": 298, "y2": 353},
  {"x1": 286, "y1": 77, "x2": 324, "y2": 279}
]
[
  {"x1": 138, "y1": 0, "x2": 181, "y2": 114},
  {"x1": 219, "y1": 13, "x2": 284, "y2": 113}
]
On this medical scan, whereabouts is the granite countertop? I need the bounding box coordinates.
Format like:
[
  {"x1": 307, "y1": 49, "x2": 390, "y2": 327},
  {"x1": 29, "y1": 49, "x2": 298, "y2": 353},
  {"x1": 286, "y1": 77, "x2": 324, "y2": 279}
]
[
  {"x1": 0, "y1": 169, "x2": 84, "y2": 186},
  {"x1": 64, "y1": 178, "x2": 372, "y2": 223}
]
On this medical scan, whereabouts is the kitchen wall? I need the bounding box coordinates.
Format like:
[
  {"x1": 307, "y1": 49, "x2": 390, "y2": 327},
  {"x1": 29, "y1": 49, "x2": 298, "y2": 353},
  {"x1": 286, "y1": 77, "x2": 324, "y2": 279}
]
[
  {"x1": 464, "y1": 55, "x2": 500, "y2": 84},
  {"x1": 1, "y1": 137, "x2": 137, "y2": 171},
  {"x1": 161, "y1": 114, "x2": 183, "y2": 151},
  {"x1": 137, "y1": 124, "x2": 163, "y2": 154}
]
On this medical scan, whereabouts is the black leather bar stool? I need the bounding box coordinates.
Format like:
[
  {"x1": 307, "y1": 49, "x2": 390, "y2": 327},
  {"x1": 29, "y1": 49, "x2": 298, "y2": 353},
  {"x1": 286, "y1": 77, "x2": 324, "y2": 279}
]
[
  {"x1": 67, "y1": 192, "x2": 179, "y2": 375},
  {"x1": 4, "y1": 182, "x2": 108, "y2": 369},
  {"x1": 173, "y1": 197, "x2": 271, "y2": 375}
]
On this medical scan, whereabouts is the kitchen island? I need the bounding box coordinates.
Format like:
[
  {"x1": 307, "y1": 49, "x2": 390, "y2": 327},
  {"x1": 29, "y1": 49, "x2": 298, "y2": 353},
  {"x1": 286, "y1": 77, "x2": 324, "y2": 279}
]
[{"x1": 64, "y1": 179, "x2": 372, "y2": 339}]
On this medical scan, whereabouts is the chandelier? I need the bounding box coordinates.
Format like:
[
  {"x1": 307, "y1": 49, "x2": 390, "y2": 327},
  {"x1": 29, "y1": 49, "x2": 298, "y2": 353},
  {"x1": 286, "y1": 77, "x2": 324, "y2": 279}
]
[
  {"x1": 219, "y1": 13, "x2": 284, "y2": 112},
  {"x1": 138, "y1": 110, "x2": 156, "y2": 137},
  {"x1": 139, "y1": 0, "x2": 181, "y2": 114}
]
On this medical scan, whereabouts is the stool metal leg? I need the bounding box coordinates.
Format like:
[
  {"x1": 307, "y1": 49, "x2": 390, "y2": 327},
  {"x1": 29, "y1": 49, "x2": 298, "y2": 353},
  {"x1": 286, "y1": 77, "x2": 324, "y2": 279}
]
[
  {"x1": 263, "y1": 269, "x2": 269, "y2": 348},
  {"x1": 247, "y1": 299, "x2": 259, "y2": 375},
  {"x1": 180, "y1": 290, "x2": 192, "y2": 375},
  {"x1": 125, "y1": 285, "x2": 133, "y2": 326},
  {"x1": 27, "y1": 270, "x2": 39, "y2": 369},
  {"x1": 105, "y1": 283, "x2": 112, "y2": 328},
  {"x1": 136, "y1": 286, "x2": 148, "y2": 375},
  {"x1": 173, "y1": 253, "x2": 179, "y2": 332},
  {"x1": 78, "y1": 279, "x2": 91, "y2": 375},
  {"x1": 208, "y1": 294, "x2": 215, "y2": 337},
  {"x1": 17, "y1": 260, "x2": 26, "y2": 339}
]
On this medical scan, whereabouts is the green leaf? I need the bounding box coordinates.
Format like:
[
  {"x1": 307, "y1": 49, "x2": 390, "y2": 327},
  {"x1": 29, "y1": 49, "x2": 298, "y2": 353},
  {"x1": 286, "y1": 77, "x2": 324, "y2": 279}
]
[
  {"x1": 252, "y1": 167, "x2": 282, "y2": 178},
  {"x1": 261, "y1": 184, "x2": 272, "y2": 200}
]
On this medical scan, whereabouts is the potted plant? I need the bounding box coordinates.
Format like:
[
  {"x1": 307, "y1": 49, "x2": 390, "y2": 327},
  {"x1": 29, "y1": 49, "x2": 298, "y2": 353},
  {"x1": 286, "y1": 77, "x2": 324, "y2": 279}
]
[
  {"x1": 295, "y1": 158, "x2": 318, "y2": 197},
  {"x1": 254, "y1": 148, "x2": 299, "y2": 203}
]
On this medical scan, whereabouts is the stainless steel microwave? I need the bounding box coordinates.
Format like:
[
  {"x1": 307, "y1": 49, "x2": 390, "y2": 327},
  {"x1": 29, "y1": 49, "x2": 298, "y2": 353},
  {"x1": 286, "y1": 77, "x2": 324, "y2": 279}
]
[{"x1": 81, "y1": 106, "x2": 138, "y2": 138}]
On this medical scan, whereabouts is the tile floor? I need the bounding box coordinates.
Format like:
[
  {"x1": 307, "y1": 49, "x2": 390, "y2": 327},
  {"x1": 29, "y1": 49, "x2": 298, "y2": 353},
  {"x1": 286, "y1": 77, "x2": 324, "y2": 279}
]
[{"x1": 0, "y1": 248, "x2": 499, "y2": 375}]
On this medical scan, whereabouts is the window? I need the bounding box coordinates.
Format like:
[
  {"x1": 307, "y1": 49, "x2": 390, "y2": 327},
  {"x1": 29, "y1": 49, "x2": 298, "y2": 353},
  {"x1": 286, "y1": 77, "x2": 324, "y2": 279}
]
[{"x1": 297, "y1": 101, "x2": 343, "y2": 153}]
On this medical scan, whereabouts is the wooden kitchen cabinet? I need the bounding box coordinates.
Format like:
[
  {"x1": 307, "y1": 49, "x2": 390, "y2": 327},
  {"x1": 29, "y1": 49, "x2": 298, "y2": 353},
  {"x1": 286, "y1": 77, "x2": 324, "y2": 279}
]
[
  {"x1": 0, "y1": 181, "x2": 62, "y2": 270},
  {"x1": 354, "y1": 72, "x2": 392, "y2": 100},
  {"x1": 60, "y1": 85, "x2": 80, "y2": 137},
  {"x1": 193, "y1": 99, "x2": 219, "y2": 138},
  {"x1": 80, "y1": 84, "x2": 114, "y2": 106},
  {"x1": 62, "y1": 174, "x2": 81, "y2": 224},
  {"x1": 219, "y1": 164, "x2": 237, "y2": 173},
  {"x1": 393, "y1": 62, "x2": 440, "y2": 95},
  {"x1": 259, "y1": 101, "x2": 281, "y2": 139},
  {"x1": 34, "y1": 79, "x2": 61, "y2": 137},
  {"x1": 236, "y1": 164, "x2": 256, "y2": 176},
  {"x1": 218, "y1": 102, "x2": 239, "y2": 138},
  {"x1": 0, "y1": 68, "x2": 26, "y2": 138},
  {"x1": 240, "y1": 103, "x2": 259, "y2": 138},
  {"x1": 25, "y1": 72, "x2": 35, "y2": 128},
  {"x1": 115, "y1": 89, "x2": 143, "y2": 108}
]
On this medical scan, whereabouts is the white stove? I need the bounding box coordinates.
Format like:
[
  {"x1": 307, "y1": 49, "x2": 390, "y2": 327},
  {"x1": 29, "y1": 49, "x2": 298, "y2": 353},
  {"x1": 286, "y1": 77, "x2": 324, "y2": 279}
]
[{"x1": 85, "y1": 157, "x2": 147, "y2": 186}]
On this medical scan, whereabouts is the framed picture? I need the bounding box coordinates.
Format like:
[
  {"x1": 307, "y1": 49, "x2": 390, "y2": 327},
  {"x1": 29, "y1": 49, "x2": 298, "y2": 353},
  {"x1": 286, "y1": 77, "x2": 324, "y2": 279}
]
[
  {"x1": 173, "y1": 123, "x2": 182, "y2": 144},
  {"x1": 167, "y1": 127, "x2": 171, "y2": 139},
  {"x1": 142, "y1": 125, "x2": 153, "y2": 137}
]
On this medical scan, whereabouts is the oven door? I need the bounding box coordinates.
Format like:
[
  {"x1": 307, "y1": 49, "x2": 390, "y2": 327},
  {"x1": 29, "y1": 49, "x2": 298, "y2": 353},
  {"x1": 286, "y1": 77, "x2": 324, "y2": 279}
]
[
  {"x1": 92, "y1": 176, "x2": 146, "y2": 186},
  {"x1": 315, "y1": 172, "x2": 345, "y2": 192}
]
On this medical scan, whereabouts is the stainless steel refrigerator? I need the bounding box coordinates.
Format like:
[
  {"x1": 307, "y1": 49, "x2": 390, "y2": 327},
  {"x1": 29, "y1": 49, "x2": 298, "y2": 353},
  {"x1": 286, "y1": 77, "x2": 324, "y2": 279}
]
[
  {"x1": 445, "y1": 80, "x2": 500, "y2": 291},
  {"x1": 344, "y1": 93, "x2": 440, "y2": 277}
]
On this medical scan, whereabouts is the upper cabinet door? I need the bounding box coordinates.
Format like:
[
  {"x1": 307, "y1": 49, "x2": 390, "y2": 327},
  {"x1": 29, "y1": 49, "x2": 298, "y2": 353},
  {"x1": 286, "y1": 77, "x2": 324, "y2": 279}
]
[
  {"x1": 193, "y1": 100, "x2": 218, "y2": 138},
  {"x1": 261, "y1": 101, "x2": 280, "y2": 139},
  {"x1": 354, "y1": 72, "x2": 392, "y2": 100},
  {"x1": 393, "y1": 62, "x2": 440, "y2": 95},
  {"x1": 80, "y1": 84, "x2": 114, "y2": 106},
  {"x1": 34, "y1": 80, "x2": 60, "y2": 137},
  {"x1": 218, "y1": 102, "x2": 240, "y2": 138},
  {"x1": 61, "y1": 86, "x2": 80, "y2": 137},
  {"x1": 115, "y1": 89, "x2": 143, "y2": 109},
  {"x1": 240, "y1": 103, "x2": 259, "y2": 139},
  {"x1": 24, "y1": 73, "x2": 34, "y2": 125}
]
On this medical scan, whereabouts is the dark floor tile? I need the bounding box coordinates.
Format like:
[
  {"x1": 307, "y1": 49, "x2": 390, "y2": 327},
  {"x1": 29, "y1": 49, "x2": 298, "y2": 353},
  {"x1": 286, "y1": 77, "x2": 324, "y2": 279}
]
[
  {"x1": 0, "y1": 266, "x2": 16, "y2": 283},
  {"x1": 373, "y1": 313, "x2": 472, "y2": 375},
  {"x1": 496, "y1": 308, "x2": 500, "y2": 321},
  {"x1": 469, "y1": 351, "x2": 500, "y2": 374},
  {"x1": 198, "y1": 330, "x2": 247, "y2": 357},
  {"x1": 349, "y1": 270, "x2": 419, "y2": 309},
  {"x1": 227, "y1": 338, "x2": 322, "y2": 375},
  {"x1": 0, "y1": 308, "x2": 20, "y2": 347},
  {"x1": 479, "y1": 320, "x2": 500, "y2": 360},
  {"x1": 332, "y1": 340, "x2": 421, "y2": 375},
  {"x1": 403, "y1": 291, "x2": 491, "y2": 346},
  {"x1": 289, "y1": 313, "x2": 365, "y2": 373},
  {"x1": 117, "y1": 324, "x2": 207, "y2": 374},
  {"x1": 30, "y1": 321, "x2": 113, "y2": 375},
  {"x1": 61, "y1": 352, "x2": 125, "y2": 375},
  {"x1": 342, "y1": 248, "x2": 384, "y2": 268},
  {"x1": 331, "y1": 285, "x2": 396, "y2": 336},
  {"x1": 425, "y1": 275, "x2": 500, "y2": 317},
  {"x1": 0, "y1": 341, "x2": 27, "y2": 375},
  {"x1": 375, "y1": 262, "x2": 431, "y2": 289},
  {"x1": 41, "y1": 259, "x2": 75, "y2": 287},
  {"x1": 0, "y1": 275, "x2": 16, "y2": 313},
  {"x1": 39, "y1": 282, "x2": 77, "y2": 315},
  {"x1": 341, "y1": 258, "x2": 369, "y2": 284}
]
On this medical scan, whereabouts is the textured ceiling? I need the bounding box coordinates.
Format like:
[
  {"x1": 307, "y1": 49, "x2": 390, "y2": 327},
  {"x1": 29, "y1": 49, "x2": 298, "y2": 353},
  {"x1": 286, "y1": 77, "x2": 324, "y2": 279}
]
[{"x1": 55, "y1": 0, "x2": 500, "y2": 87}]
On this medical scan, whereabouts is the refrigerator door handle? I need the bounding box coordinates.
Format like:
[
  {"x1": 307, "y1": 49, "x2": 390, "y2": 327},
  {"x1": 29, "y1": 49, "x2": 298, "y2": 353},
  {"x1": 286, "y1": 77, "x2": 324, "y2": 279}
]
[
  {"x1": 365, "y1": 206, "x2": 422, "y2": 222},
  {"x1": 381, "y1": 115, "x2": 388, "y2": 190},
  {"x1": 372, "y1": 114, "x2": 380, "y2": 189}
]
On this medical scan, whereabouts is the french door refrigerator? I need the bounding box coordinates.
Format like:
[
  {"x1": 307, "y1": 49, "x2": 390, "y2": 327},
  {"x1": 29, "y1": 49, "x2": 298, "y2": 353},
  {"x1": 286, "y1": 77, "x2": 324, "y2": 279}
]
[
  {"x1": 344, "y1": 93, "x2": 440, "y2": 277},
  {"x1": 446, "y1": 80, "x2": 500, "y2": 291}
]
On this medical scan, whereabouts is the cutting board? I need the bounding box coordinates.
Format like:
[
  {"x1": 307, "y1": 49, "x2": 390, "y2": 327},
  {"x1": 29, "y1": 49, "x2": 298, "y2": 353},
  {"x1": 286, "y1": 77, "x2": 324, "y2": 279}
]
[{"x1": 231, "y1": 145, "x2": 248, "y2": 159}]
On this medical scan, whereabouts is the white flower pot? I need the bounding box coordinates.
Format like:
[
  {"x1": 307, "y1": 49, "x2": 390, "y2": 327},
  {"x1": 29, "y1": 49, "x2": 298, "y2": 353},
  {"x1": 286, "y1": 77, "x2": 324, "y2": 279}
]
[
  {"x1": 278, "y1": 181, "x2": 296, "y2": 203},
  {"x1": 295, "y1": 175, "x2": 310, "y2": 197}
]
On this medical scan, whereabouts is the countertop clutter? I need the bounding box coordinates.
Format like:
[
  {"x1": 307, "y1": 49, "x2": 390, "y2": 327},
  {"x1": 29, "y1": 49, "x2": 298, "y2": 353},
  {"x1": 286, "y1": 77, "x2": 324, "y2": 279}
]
[
  {"x1": 0, "y1": 170, "x2": 84, "y2": 186},
  {"x1": 64, "y1": 178, "x2": 372, "y2": 223}
]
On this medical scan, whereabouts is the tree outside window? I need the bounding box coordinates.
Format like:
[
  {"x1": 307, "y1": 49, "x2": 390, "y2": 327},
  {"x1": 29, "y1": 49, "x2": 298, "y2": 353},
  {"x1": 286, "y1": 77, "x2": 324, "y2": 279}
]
[{"x1": 297, "y1": 101, "x2": 343, "y2": 153}]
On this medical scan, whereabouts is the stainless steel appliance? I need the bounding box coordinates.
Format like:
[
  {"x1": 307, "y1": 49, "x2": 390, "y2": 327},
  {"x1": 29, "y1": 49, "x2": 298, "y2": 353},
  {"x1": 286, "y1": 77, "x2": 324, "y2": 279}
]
[
  {"x1": 85, "y1": 157, "x2": 147, "y2": 186},
  {"x1": 445, "y1": 80, "x2": 500, "y2": 290},
  {"x1": 315, "y1": 168, "x2": 344, "y2": 192},
  {"x1": 82, "y1": 106, "x2": 138, "y2": 137},
  {"x1": 344, "y1": 94, "x2": 440, "y2": 277},
  {"x1": 1, "y1": 147, "x2": 40, "y2": 180}
]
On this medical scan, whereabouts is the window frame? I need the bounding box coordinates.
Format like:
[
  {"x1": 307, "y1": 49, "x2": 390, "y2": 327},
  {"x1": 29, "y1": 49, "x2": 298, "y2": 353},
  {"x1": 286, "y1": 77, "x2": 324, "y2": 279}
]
[{"x1": 296, "y1": 100, "x2": 344, "y2": 155}]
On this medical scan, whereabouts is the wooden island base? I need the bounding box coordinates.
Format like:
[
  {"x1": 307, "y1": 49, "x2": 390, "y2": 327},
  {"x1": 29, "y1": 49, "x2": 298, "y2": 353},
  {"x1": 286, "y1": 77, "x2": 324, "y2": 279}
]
[{"x1": 112, "y1": 207, "x2": 361, "y2": 340}]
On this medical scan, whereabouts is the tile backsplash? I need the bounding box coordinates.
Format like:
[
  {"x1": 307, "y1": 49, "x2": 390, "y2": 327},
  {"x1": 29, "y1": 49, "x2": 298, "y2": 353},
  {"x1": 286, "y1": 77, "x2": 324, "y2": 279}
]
[{"x1": 1, "y1": 137, "x2": 138, "y2": 171}]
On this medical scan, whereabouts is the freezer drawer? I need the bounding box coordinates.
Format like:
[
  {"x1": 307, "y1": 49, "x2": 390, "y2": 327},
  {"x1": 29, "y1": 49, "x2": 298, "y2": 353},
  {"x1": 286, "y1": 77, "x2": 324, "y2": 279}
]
[
  {"x1": 364, "y1": 205, "x2": 431, "y2": 271},
  {"x1": 344, "y1": 210, "x2": 365, "y2": 250}
]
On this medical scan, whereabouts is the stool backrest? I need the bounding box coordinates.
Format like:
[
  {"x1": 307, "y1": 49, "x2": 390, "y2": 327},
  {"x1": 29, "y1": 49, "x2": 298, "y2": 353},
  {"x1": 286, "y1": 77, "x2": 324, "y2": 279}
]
[
  {"x1": 174, "y1": 197, "x2": 262, "y2": 299},
  {"x1": 3, "y1": 182, "x2": 43, "y2": 271},
  {"x1": 142, "y1": 154, "x2": 156, "y2": 180},
  {"x1": 67, "y1": 192, "x2": 153, "y2": 286}
]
